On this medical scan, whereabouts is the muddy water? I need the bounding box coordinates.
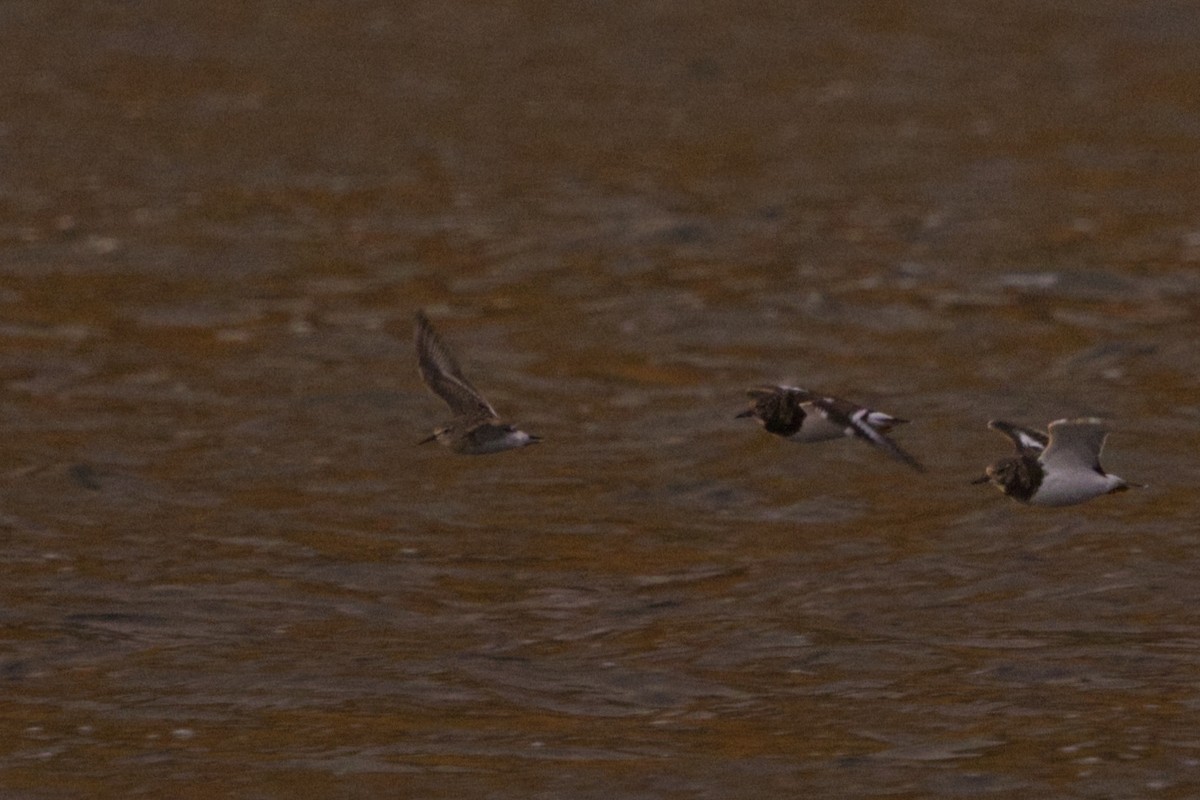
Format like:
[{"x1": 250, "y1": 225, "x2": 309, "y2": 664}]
[{"x1": 2, "y1": 2, "x2": 1200, "y2": 797}]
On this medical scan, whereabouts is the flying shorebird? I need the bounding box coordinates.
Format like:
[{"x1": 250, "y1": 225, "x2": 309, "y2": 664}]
[
  {"x1": 414, "y1": 311, "x2": 541, "y2": 455},
  {"x1": 736, "y1": 384, "x2": 925, "y2": 471},
  {"x1": 972, "y1": 417, "x2": 1136, "y2": 506}
]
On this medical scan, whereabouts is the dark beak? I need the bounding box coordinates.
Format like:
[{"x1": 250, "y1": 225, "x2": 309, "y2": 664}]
[
  {"x1": 969, "y1": 474, "x2": 991, "y2": 485},
  {"x1": 416, "y1": 433, "x2": 438, "y2": 446},
  {"x1": 528, "y1": 434, "x2": 543, "y2": 444},
  {"x1": 735, "y1": 410, "x2": 754, "y2": 419}
]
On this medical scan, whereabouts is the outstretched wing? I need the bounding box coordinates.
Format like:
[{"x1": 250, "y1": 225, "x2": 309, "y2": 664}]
[
  {"x1": 811, "y1": 396, "x2": 926, "y2": 472},
  {"x1": 1042, "y1": 418, "x2": 1109, "y2": 473},
  {"x1": 414, "y1": 311, "x2": 498, "y2": 418},
  {"x1": 987, "y1": 420, "x2": 1049, "y2": 454}
]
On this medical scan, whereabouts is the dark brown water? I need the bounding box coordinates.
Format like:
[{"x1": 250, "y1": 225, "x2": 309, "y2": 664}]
[{"x1": 3, "y1": 2, "x2": 1200, "y2": 797}]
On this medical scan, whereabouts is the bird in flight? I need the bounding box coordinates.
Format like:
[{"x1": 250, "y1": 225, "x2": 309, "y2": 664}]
[
  {"x1": 414, "y1": 311, "x2": 541, "y2": 455},
  {"x1": 972, "y1": 417, "x2": 1137, "y2": 506},
  {"x1": 736, "y1": 384, "x2": 924, "y2": 471}
]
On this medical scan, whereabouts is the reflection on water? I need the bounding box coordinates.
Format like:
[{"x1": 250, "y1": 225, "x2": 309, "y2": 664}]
[{"x1": 2, "y1": 1, "x2": 1200, "y2": 797}]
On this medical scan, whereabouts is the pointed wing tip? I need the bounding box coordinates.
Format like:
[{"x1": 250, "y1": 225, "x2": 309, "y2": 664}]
[
  {"x1": 987, "y1": 419, "x2": 1052, "y2": 453},
  {"x1": 414, "y1": 310, "x2": 435, "y2": 347},
  {"x1": 889, "y1": 445, "x2": 926, "y2": 472},
  {"x1": 986, "y1": 419, "x2": 1019, "y2": 439}
]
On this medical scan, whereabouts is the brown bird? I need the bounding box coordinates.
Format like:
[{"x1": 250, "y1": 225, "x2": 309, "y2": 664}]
[{"x1": 415, "y1": 311, "x2": 540, "y2": 455}]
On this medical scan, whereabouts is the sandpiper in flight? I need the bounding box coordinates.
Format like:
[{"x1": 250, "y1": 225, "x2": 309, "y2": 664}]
[
  {"x1": 415, "y1": 310, "x2": 541, "y2": 455},
  {"x1": 736, "y1": 385, "x2": 925, "y2": 471},
  {"x1": 973, "y1": 417, "x2": 1135, "y2": 506}
]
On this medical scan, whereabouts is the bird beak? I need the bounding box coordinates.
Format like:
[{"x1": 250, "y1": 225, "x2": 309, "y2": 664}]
[
  {"x1": 969, "y1": 474, "x2": 991, "y2": 485},
  {"x1": 528, "y1": 434, "x2": 543, "y2": 444},
  {"x1": 735, "y1": 410, "x2": 754, "y2": 419}
]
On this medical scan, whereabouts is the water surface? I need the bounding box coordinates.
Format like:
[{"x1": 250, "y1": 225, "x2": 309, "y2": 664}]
[{"x1": 2, "y1": 2, "x2": 1200, "y2": 797}]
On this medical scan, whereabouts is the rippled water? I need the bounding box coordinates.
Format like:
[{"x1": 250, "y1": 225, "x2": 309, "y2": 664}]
[{"x1": 3, "y1": 2, "x2": 1200, "y2": 797}]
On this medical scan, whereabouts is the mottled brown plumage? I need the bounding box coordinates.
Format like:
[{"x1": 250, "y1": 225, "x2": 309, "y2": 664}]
[
  {"x1": 415, "y1": 311, "x2": 540, "y2": 455},
  {"x1": 974, "y1": 418, "x2": 1135, "y2": 506}
]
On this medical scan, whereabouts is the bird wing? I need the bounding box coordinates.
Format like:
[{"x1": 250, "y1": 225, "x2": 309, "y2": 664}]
[
  {"x1": 414, "y1": 311, "x2": 498, "y2": 418},
  {"x1": 987, "y1": 420, "x2": 1049, "y2": 454},
  {"x1": 745, "y1": 385, "x2": 809, "y2": 403},
  {"x1": 810, "y1": 395, "x2": 926, "y2": 472},
  {"x1": 1042, "y1": 418, "x2": 1109, "y2": 473}
]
